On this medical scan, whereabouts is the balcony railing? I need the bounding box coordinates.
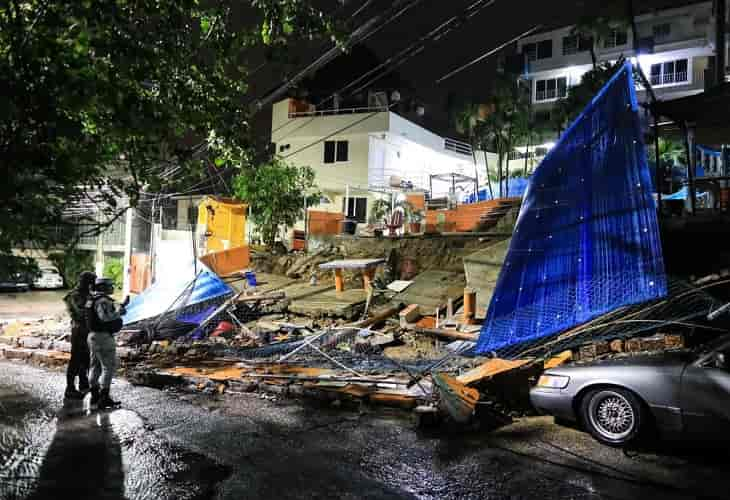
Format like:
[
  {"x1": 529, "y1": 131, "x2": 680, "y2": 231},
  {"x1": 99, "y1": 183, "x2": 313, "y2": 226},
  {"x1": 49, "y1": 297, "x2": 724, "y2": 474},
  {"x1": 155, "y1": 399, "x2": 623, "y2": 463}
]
[
  {"x1": 288, "y1": 106, "x2": 389, "y2": 118},
  {"x1": 650, "y1": 71, "x2": 688, "y2": 86},
  {"x1": 444, "y1": 138, "x2": 473, "y2": 156}
]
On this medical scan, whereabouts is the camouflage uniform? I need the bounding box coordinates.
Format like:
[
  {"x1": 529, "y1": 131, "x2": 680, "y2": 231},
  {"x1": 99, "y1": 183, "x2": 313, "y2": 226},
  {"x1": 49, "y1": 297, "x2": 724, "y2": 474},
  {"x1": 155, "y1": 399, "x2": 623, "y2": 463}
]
[
  {"x1": 87, "y1": 293, "x2": 122, "y2": 391},
  {"x1": 63, "y1": 283, "x2": 92, "y2": 393}
]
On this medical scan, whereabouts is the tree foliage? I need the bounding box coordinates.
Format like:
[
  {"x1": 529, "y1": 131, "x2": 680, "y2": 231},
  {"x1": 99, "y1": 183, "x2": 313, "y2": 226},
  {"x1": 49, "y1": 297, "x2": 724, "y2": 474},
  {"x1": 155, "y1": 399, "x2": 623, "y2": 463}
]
[
  {"x1": 232, "y1": 158, "x2": 319, "y2": 248},
  {"x1": 474, "y1": 75, "x2": 530, "y2": 197},
  {"x1": 1, "y1": 0, "x2": 334, "y2": 265}
]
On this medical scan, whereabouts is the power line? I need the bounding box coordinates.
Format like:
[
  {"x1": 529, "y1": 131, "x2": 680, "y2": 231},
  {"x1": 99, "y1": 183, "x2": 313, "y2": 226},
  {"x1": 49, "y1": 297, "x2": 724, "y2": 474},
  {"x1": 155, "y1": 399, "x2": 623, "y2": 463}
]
[
  {"x1": 250, "y1": 0, "x2": 426, "y2": 112},
  {"x1": 319, "y1": 0, "x2": 498, "y2": 107},
  {"x1": 435, "y1": 25, "x2": 542, "y2": 84}
]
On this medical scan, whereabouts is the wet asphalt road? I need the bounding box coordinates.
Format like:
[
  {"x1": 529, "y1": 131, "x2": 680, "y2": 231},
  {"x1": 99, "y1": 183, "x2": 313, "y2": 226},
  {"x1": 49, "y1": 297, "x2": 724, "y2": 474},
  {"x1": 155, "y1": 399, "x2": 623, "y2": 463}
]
[{"x1": 2, "y1": 361, "x2": 730, "y2": 500}]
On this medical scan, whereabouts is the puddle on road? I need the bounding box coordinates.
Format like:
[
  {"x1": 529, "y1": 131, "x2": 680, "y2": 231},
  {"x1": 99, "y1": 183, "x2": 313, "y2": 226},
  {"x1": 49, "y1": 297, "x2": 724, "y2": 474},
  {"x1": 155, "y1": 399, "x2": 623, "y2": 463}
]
[{"x1": 0, "y1": 396, "x2": 230, "y2": 500}]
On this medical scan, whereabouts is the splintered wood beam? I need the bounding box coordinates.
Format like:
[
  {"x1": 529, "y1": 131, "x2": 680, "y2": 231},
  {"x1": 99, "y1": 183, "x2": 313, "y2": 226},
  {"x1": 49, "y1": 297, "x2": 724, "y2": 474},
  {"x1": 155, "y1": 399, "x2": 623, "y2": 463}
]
[
  {"x1": 544, "y1": 350, "x2": 572, "y2": 369},
  {"x1": 456, "y1": 358, "x2": 532, "y2": 385}
]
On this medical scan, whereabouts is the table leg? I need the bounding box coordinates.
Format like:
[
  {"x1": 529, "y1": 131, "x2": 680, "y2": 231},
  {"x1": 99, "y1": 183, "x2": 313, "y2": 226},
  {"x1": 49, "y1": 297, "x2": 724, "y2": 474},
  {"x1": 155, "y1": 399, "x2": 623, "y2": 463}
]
[
  {"x1": 362, "y1": 268, "x2": 376, "y2": 291},
  {"x1": 334, "y1": 268, "x2": 344, "y2": 292}
]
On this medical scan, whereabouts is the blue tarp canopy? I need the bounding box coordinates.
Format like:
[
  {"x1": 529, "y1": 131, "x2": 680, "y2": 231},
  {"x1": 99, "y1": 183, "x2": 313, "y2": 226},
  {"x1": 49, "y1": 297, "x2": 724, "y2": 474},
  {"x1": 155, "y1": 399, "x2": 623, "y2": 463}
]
[
  {"x1": 476, "y1": 62, "x2": 668, "y2": 356},
  {"x1": 122, "y1": 262, "x2": 232, "y2": 325}
]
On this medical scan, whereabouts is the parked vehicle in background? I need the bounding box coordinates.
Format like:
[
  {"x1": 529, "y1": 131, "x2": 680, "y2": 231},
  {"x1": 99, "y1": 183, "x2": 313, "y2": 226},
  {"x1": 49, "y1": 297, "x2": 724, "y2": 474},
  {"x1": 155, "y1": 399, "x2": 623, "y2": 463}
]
[
  {"x1": 530, "y1": 335, "x2": 730, "y2": 446},
  {"x1": 33, "y1": 267, "x2": 65, "y2": 290},
  {"x1": 0, "y1": 273, "x2": 31, "y2": 293}
]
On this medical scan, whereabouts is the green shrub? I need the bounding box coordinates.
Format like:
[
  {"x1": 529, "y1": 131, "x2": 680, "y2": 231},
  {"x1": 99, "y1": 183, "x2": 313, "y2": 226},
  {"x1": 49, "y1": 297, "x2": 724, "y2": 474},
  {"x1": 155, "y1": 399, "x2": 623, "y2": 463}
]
[{"x1": 104, "y1": 257, "x2": 124, "y2": 290}]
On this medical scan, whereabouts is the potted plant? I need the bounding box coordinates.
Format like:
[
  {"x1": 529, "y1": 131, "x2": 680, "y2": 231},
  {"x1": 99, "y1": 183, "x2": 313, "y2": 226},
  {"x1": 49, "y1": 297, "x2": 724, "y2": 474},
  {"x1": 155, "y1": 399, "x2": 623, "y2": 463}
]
[
  {"x1": 409, "y1": 209, "x2": 424, "y2": 234},
  {"x1": 369, "y1": 198, "x2": 391, "y2": 238}
]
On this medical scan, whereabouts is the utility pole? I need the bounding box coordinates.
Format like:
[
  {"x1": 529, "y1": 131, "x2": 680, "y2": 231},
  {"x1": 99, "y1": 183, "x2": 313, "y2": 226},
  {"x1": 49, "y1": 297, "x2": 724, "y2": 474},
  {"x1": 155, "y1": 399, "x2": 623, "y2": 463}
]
[{"x1": 715, "y1": 0, "x2": 727, "y2": 86}]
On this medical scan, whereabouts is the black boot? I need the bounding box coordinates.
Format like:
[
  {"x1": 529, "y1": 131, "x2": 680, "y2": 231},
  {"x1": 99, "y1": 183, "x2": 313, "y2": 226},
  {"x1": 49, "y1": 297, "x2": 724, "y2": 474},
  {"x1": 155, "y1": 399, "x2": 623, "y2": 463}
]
[
  {"x1": 98, "y1": 388, "x2": 120, "y2": 409},
  {"x1": 90, "y1": 387, "x2": 100, "y2": 406},
  {"x1": 64, "y1": 387, "x2": 84, "y2": 400}
]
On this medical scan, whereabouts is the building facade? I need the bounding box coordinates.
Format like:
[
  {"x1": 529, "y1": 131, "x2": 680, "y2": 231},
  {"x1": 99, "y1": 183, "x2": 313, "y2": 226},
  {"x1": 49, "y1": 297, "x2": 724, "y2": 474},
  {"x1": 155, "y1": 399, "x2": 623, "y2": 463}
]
[
  {"x1": 271, "y1": 98, "x2": 493, "y2": 224},
  {"x1": 515, "y1": 1, "x2": 730, "y2": 160}
]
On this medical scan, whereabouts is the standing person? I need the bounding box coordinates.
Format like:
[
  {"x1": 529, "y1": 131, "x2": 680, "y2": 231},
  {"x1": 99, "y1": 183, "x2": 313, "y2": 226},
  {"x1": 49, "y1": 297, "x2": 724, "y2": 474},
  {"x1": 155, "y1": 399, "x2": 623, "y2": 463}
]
[
  {"x1": 62, "y1": 271, "x2": 96, "y2": 399},
  {"x1": 86, "y1": 277, "x2": 127, "y2": 409}
]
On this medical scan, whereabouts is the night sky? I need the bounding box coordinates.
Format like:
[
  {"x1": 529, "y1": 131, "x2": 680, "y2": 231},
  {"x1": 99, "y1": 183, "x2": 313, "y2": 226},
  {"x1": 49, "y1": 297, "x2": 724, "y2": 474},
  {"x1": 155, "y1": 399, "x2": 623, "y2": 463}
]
[{"x1": 252, "y1": 0, "x2": 705, "y2": 137}]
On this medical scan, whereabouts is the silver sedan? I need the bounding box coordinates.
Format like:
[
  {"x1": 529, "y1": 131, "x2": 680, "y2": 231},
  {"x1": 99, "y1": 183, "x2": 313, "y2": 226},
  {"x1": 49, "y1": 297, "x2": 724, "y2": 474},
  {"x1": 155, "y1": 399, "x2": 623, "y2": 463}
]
[{"x1": 530, "y1": 335, "x2": 730, "y2": 446}]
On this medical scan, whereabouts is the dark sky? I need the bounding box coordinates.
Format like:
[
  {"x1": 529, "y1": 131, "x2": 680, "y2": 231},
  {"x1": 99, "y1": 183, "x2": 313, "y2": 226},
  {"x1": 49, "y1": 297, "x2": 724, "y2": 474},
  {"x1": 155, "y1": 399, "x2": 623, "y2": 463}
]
[{"x1": 252, "y1": 0, "x2": 705, "y2": 137}]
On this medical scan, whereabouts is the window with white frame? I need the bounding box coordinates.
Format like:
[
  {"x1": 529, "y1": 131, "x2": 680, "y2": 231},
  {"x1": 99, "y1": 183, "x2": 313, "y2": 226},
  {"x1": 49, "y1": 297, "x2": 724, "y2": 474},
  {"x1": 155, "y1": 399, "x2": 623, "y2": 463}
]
[
  {"x1": 603, "y1": 28, "x2": 628, "y2": 48},
  {"x1": 324, "y1": 140, "x2": 349, "y2": 164},
  {"x1": 562, "y1": 34, "x2": 592, "y2": 55},
  {"x1": 649, "y1": 59, "x2": 688, "y2": 86},
  {"x1": 652, "y1": 23, "x2": 671, "y2": 40},
  {"x1": 522, "y1": 39, "x2": 553, "y2": 61},
  {"x1": 343, "y1": 197, "x2": 367, "y2": 223},
  {"x1": 535, "y1": 76, "x2": 568, "y2": 102}
]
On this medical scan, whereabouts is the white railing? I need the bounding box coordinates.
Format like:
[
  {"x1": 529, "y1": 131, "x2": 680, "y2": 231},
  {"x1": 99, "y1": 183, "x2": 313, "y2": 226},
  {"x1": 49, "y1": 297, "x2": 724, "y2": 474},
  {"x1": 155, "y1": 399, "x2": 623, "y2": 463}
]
[
  {"x1": 650, "y1": 71, "x2": 688, "y2": 86},
  {"x1": 288, "y1": 106, "x2": 389, "y2": 118},
  {"x1": 444, "y1": 137, "x2": 473, "y2": 156}
]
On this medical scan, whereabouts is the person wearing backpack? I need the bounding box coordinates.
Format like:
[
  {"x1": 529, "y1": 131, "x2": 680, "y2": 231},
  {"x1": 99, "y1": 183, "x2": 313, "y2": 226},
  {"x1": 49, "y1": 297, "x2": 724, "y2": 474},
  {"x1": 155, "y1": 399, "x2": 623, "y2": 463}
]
[{"x1": 86, "y1": 277, "x2": 128, "y2": 409}]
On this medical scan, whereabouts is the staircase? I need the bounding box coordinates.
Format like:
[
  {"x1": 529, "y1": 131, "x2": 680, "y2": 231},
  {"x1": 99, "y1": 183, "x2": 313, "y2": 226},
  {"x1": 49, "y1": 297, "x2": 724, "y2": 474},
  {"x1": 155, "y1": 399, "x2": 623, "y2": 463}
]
[{"x1": 477, "y1": 198, "x2": 522, "y2": 231}]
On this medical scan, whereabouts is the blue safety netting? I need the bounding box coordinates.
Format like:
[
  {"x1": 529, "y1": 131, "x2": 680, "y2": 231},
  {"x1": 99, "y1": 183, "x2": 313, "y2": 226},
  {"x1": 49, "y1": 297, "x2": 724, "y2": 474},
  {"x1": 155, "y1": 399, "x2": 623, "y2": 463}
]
[
  {"x1": 476, "y1": 62, "x2": 667, "y2": 355},
  {"x1": 123, "y1": 262, "x2": 232, "y2": 325},
  {"x1": 465, "y1": 178, "x2": 530, "y2": 203}
]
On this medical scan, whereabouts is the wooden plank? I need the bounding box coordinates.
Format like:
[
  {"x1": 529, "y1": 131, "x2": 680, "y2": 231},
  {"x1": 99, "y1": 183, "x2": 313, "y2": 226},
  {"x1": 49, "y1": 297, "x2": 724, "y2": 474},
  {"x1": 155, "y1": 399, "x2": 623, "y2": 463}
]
[
  {"x1": 413, "y1": 327, "x2": 478, "y2": 342},
  {"x1": 544, "y1": 350, "x2": 572, "y2": 369},
  {"x1": 432, "y1": 372, "x2": 480, "y2": 423},
  {"x1": 319, "y1": 258, "x2": 386, "y2": 270},
  {"x1": 456, "y1": 358, "x2": 532, "y2": 385}
]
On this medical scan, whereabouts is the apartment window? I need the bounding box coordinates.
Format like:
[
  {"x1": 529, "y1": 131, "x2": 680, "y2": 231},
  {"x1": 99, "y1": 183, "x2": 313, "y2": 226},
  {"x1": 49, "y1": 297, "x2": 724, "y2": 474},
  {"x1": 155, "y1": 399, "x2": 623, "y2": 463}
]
[
  {"x1": 562, "y1": 34, "x2": 592, "y2": 55},
  {"x1": 522, "y1": 39, "x2": 553, "y2": 61},
  {"x1": 343, "y1": 197, "x2": 367, "y2": 223},
  {"x1": 603, "y1": 28, "x2": 628, "y2": 48},
  {"x1": 535, "y1": 76, "x2": 568, "y2": 102},
  {"x1": 650, "y1": 59, "x2": 688, "y2": 86},
  {"x1": 279, "y1": 144, "x2": 291, "y2": 152},
  {"x1": 652, "y1": 23, "x2": 671, "y2": 40},
  {"x1": 324, "y1": 140, "x2": 349, "y2": 163}
]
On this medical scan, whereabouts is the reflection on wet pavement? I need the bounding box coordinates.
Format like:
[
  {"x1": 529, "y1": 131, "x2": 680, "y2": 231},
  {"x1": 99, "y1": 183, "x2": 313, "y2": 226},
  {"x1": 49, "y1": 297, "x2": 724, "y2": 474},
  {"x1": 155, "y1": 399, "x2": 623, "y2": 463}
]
[{"x1": 0, "y1": 385, "x2": 229, "y2": 500}]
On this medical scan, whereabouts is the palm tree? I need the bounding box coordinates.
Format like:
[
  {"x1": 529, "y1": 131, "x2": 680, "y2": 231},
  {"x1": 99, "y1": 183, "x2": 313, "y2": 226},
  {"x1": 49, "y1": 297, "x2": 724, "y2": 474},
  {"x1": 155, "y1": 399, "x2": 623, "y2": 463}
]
[{"x1": 476, "y1": 75, "x2": 530, "y2": 198}]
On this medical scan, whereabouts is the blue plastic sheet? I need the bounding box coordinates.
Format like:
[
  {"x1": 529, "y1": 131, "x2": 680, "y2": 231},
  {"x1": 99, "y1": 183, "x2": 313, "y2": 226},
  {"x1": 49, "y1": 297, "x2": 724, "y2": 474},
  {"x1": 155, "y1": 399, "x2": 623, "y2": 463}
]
[
  {"x1": 123, "y1": 263, "x2": 232, "y2": 325},
  {"x1": 465, "y1": 178, "x2": 530, "y2": 203},
  {"x1": 476, "y1": 62, "x2": 667, "y2": 355}
]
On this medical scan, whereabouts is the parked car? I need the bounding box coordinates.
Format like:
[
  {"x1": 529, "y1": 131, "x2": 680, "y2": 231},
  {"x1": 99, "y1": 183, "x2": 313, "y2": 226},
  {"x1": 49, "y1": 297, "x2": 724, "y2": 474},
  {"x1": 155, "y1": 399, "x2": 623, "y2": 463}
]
[
  {"x1": 530, "y1": 335, "x2": 730, "y2": 446},
  {"x1": 33, "y1": 267, "x2": 64, "y2": 289},
  {"x1": 0, "y1": 273, "x2": 31, "y2": 293}
]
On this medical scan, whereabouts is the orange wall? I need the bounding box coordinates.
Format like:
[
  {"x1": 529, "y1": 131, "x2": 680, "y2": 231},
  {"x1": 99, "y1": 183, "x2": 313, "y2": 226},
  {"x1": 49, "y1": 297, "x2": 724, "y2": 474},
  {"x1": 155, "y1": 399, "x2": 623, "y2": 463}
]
[
  {"x1": 425, "y1": 198, "x2": 519, "y2": 233},
  {"x1": 308, "y1": 210, "x2": 344, "y2": 236},
  {"x1": 130, "y1": 253, "x2": 151, "y2": 294}
]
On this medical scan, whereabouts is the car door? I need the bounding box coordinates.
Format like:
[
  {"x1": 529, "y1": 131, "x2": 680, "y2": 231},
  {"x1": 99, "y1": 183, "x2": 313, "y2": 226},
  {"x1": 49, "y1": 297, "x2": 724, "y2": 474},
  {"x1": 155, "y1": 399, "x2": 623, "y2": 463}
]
[{"x1": 680, "y1": 347, "x2": 730, "y2": 440}]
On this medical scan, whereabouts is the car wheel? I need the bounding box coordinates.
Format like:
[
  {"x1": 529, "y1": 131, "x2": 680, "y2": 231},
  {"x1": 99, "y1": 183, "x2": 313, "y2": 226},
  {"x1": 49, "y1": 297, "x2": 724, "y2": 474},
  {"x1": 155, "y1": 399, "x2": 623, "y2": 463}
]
[{"x1": 580, "y1": 388, "x2": 643, "y2": 446}]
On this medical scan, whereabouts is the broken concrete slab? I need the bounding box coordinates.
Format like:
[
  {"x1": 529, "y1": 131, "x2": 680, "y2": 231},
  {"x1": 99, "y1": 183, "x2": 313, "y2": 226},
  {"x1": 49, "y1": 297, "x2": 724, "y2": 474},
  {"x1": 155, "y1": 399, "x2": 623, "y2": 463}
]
[
  {"x1": 391, "y1": 270, "x2": 466, "y2": 312},
  {"x1": 288, "y1": 289, "x2": 367, "y2": 319},
  {"x1": 463, "y1": 238, "x2": 511, "y2": 319}
]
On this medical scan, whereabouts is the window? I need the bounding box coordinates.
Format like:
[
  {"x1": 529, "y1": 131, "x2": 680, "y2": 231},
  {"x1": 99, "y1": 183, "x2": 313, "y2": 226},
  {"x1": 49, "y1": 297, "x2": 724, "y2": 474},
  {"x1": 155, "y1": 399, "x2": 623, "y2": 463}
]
[
  {"x1": 535, "y1": 76, "x2": 568, "y2": 102},
  {"x1": 279, "y1": 144, "x2": 290, "y2": 152},
  {"x1": 650, "y1": 58, "x2": 688, "y2": 86},
  {"x1": 652, "y1": 23, "x2": 671, "y2": 40},
  {"x1": 343, "y1": 197, "x2": 367, "y2": 223},
  {"x1": 603, "y1": 28, "x2": 628, "y2": 48},
  {"x1": 562, "y1": 34, "x2": 592, "y2": 55},
  {"x1": 522, "y1": 39, "x2": 553, "y2": 61},
  {"x1": 324, "y1": 140, "x2": 349, "y2": 163}
]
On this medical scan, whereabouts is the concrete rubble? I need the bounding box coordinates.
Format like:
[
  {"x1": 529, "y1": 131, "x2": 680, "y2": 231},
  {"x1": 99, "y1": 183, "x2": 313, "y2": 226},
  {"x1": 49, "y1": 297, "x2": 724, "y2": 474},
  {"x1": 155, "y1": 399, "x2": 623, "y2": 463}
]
[{"x1": 2, "y1": 234, "x2": 727, "y2": 429}]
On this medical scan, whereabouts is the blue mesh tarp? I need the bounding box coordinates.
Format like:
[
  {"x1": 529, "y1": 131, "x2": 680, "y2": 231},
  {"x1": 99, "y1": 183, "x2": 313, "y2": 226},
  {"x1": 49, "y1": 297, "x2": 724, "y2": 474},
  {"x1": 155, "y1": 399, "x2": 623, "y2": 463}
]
[
  {"x1": 123, "y1": 263, "x2": 231, "y2": 325},
  {"x1": 476, "y1": 62, "x2": 667, "y2": 355},
  {"x1": 465, "y1": 178, "x2": 529, "y2": 203}
]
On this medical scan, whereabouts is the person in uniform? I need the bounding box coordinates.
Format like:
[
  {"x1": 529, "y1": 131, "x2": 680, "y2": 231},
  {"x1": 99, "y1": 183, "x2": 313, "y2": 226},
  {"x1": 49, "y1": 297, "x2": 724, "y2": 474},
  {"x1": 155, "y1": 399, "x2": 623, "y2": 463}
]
[
  {"x1": 86, "y1": 277, "x2": 126, "y2": 409},
  {"x1": 62, "y1": 271, "x2": 96, "y2": 399}
]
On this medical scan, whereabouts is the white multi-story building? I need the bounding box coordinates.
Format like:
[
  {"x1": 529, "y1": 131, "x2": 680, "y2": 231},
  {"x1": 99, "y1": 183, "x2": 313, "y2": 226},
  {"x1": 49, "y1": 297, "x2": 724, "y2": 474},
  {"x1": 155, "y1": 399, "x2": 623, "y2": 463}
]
[
  {"x1": 271, "y1": 98, "x2": 494, "y2": 223},
  {"x1": 515, "y1": 1, "x2": 729, "y2": 158}
]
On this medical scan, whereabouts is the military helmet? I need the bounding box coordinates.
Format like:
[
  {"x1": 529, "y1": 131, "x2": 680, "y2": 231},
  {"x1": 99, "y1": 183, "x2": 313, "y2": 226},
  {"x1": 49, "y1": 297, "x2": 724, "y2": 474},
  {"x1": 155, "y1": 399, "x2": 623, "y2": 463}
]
[{"x1": 94, "y1": 277, "x2": 115, "y2": 295}]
